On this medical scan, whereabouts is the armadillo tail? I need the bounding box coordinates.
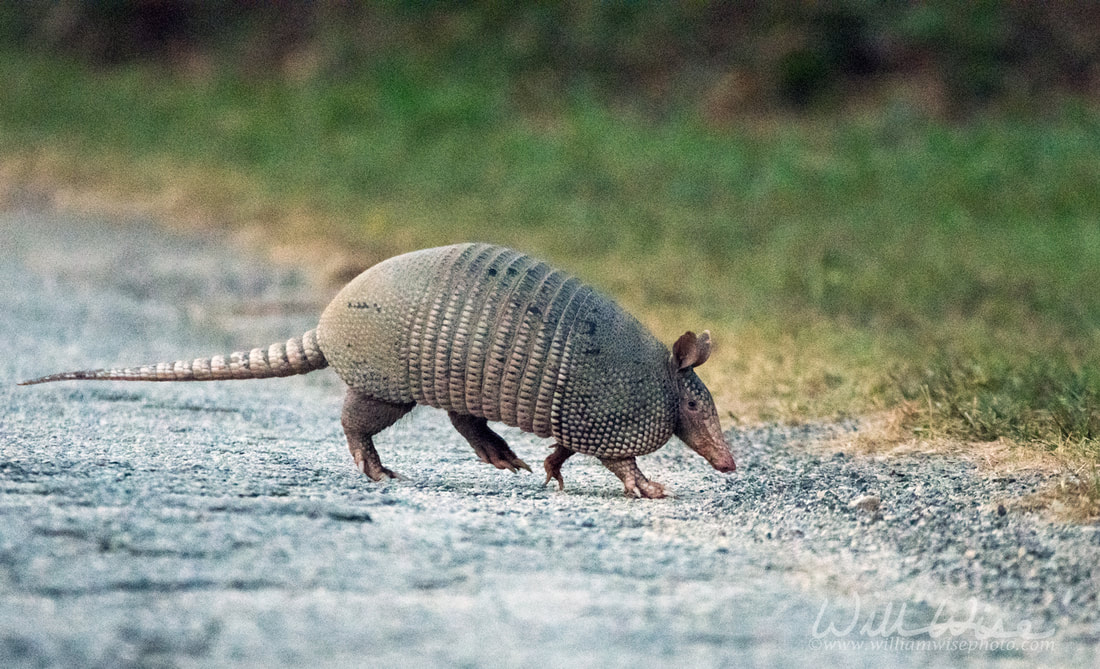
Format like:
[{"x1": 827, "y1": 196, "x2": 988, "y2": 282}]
[{"x1": 18, "y1": 330, "x2": 328, "y2": 385}]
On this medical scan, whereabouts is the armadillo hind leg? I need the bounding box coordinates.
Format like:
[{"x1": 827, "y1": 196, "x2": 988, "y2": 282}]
[
  {"x1": 447, "y1": 413, "x2": 532, "y2": 473},
  {"x1": 600, "y1": 457, "x2": 666, "y2": 499},
  {"x1": 341, "y1": 389, "x2": 414, "y2": 481},
  {"x1": 543, "y1": 444, "x2": 574, "y2": 491}
]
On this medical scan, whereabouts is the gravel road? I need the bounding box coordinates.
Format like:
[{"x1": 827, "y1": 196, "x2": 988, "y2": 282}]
[{"x1": 2, "y1": 210, "x2": 1097, "y2": 668}]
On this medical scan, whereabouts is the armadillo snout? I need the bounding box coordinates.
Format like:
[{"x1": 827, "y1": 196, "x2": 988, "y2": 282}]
[{"x1": 711, "y1": 453, "x2": 737, "y2": 473}]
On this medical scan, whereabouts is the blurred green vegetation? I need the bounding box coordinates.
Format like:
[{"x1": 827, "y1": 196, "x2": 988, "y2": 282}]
[
  {"x1": 3, "y1": 2, "x2": 1099, "y2": 114},
  {"x1": 2, "y1": 3, "x2": 1100, "y2": 464}
]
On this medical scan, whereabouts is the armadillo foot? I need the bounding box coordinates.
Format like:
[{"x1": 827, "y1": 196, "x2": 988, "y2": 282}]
[
  {"x1": 481, "y1": 449, "x2": 531, "y2": 474},
  {"x1": 627, "y1": 478, "x2": 665, "y2": 499},
  {"x1": 448, "y1": 412, "x2": 532, "y2": 473},
  {"x1": 355, "y1": 455, "x2": 405, "y2": 482},
  {"x1": 341, "y1": 389, "x2": 413, "y2": 483},
  {"x1": 600, "y1": 457, "x2": 666, "y2": 499},
  {"x1": 543, "y1": 444, "x2": 574, "y2": 491}
]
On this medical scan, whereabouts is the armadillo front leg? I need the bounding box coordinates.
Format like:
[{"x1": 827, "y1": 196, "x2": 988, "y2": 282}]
[
  {"x1": 448, "y1": 413, "x2": 532, "y2": 473},
  {"x1": 543, "y1": 444, "x2": 574, "y2": 491},
  {"x1": 341, "y1": 389, "x2": 413, "y2": 481},
  {"x1": 600, "y1": 457, "x2": 666, "y2": 499}
]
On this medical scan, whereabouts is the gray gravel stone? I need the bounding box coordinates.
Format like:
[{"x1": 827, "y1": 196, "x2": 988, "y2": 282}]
[
  {"x1": 2, "y1": 211, "x2": 1098, "y2": 667},
  {"x1": 849, "y1": 493, "x2": 881, "y2": 513}
]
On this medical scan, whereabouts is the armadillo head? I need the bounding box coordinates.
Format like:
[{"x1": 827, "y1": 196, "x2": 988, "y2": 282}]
[{"x1": 670, "y1": 330, "x2": 737, "y2": 473}]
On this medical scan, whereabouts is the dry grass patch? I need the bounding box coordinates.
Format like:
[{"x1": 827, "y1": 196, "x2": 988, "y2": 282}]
[
  {"x1": 1013, "y1": 476, "x2": 1100, "y2": 522},
  {"x1": 809, "y1": 404, "x2": 1100, "y2": 521}
]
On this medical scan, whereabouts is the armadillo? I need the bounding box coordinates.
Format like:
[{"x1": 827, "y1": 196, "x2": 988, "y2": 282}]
[{"x1": 21, "y1": 243, "x2": 736, "y2": 498}]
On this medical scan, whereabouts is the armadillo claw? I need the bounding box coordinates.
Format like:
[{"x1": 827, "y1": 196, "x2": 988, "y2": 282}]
[
  {"x1": 543, "y1": 470, "x2": 565, "y2": 491},
  {"x1": 543, "y1": 445, "x2": 573, "y2": 491},
  {"x1": 601, "y1": 457, "x2": 666, "y2": 499},
  {"x1": 483, "y1": 455, "x2": 515, "y2": 472},
  {"x1": 624, "y1": 479, "x2": 666, "y2": 499},
  {"x1": 482, "y1": 454, "x2": 531, "y2": 473},
  {"x1": 447, "y1": 413, "x2": 531, "y2": 474},
  {"x1": 356, "y1": 458, "x2": 404, "y2": 482}
]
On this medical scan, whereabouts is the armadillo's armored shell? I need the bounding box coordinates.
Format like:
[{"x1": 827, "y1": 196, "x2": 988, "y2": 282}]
[{"x1": 317, "y1": 243, "x2": 677, "y2": 457}]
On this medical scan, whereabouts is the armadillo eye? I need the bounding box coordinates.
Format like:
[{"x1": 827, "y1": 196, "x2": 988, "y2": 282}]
[{"x1": 687, "y1": 400, "x2": 698, "y2": 411}]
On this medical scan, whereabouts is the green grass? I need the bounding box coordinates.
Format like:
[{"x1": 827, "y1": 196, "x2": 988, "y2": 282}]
[{"x1": 4, "y1": 51, "x2": 1100, "y2": 463}]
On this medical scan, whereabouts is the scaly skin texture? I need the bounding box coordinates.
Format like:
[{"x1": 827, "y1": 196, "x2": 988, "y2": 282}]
[{"x1": 21, "y1": 243, "x2": 736, "y2": 497}]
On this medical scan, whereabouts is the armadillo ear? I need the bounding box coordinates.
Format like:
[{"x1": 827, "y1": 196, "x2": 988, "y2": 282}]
[
  {"x1": 673, "y1": 330, "x2": 711, "y2": 371},
  {"x1": 695, "y1": 330, "x2": 713, "y2": 367}
]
